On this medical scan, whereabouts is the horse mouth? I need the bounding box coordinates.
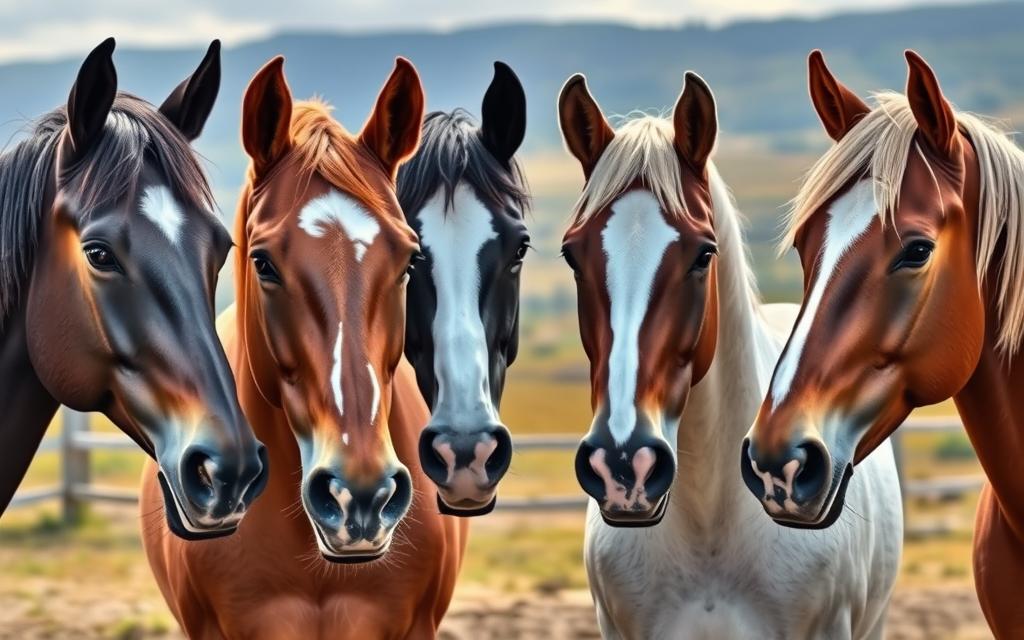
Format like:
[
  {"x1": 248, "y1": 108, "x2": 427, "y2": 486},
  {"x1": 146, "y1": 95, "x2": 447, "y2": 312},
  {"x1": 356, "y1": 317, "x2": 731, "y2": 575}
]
[
  {"x1": 598, "y1": 492, "x2": 670, "y2": 528},
  {"x1": 312, "y1": 525, "x2": 392, "y2": 564},
  {"x1": 766, "y1": 464, "x2": 854, "y2": 530},
  {"x1": 156, "y1": 470, "x2": 238, "y2": 541},
  {"x1": 436, "y1": 493, "x2": 497, "y2": 517}
]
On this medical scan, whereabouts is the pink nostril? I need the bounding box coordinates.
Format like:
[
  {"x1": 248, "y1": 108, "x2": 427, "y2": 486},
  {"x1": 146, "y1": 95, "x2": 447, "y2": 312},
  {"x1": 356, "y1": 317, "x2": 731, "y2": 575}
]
[
  {"x1": 589, "y1": 448, "x2": 609, "y2": 477},
  {"x1": 631, "y1": 447, "x2": 656, "y2": 486}
]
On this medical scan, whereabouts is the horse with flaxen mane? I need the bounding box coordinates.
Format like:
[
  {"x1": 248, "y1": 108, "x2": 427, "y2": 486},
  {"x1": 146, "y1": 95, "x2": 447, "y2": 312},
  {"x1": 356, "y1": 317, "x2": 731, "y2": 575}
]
[
  {"x1": 743, "y1": 50, "x2": 1024, "y2": 638},
  {"x1": 558, "y1": 70, "x2": 901, "y2": 637},
  {"x1": 142, "y1": 57, "x2": 465, "y2": 639},
  {"x1": 0, "y1": 38, "x2": 266, "y2": 537},
  {"x1": 397, "y1": 62, "x2": 530, "y2": 515}
]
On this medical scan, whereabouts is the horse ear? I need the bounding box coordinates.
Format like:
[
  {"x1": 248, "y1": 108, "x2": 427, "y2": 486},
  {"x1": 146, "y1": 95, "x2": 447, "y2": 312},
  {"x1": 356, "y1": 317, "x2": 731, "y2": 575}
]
[
  {"x1": 241, "y1": 56, "x2": 293, "y2": 179},
  {"x1": 359, "y1": 57, "x2": 425, "y2": 180},
  {"x1": 807, "y1": 50, "x2": 869, "y2": 142},
  {"x1": 480, "y1": 61, "x2": 526, "y2": 169},
  {"x1": 905, "y1": 50, "x2": 958, "y2": 158},
  {"x1": 557, "y1": 74, "x2": 613, "y2": 179},
  {"x1": 66, "y1": 37, "x2": 117, "y2": 161},
  {"x1": 160, "y1": 40, "x2": 221, "y2": 141},
  {"x1": 673, "y1": 71, "x2": 717, "y2": 172}
]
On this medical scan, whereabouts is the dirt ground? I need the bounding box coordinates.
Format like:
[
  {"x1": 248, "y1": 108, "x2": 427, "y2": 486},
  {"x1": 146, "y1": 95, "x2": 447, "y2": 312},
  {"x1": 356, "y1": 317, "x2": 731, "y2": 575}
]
[
  {"x1": 0, "y1": 581, "x2": 992, "y2": 639},
  {"x1": 441, "y1": 586, "x2": 994, "y2": 640}
]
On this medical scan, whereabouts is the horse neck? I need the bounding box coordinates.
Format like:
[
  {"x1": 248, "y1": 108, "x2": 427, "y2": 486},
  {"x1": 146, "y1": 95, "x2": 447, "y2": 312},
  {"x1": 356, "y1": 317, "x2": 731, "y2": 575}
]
[
  {"x1": 671, "y1": 168, "x2": 776, "y2": 529},
  {"x1": 954, "y1": 292, "x2": 1024, "y2": 539},
  {"x1": 0, "y1": 300, "x2": 60, "y2": 512}
]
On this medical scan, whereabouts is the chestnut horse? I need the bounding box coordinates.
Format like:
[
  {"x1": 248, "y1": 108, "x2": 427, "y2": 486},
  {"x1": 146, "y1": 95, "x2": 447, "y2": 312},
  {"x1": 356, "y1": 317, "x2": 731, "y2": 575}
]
[
  {"x1": 558, "y1": 71, "x2": 901, "y2": 637},
  {"x1": 397, "y1": 62, "x2": 529, "y2": 515},
  {"x1": 142, "y1": 57, "x2": 465, "y2": 638},
  {"x1": 744, "y1": 50, "x2": 1024, "y2": 638},
  {"x1": 0, "y1": 38, "x2": 266, "y2": 536}
]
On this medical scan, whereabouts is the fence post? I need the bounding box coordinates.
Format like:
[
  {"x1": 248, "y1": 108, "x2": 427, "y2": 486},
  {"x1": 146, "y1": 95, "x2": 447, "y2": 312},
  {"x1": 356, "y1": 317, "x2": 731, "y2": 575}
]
[{"x1": 61, "y1": 408, "x2": 90, "y2": 525}]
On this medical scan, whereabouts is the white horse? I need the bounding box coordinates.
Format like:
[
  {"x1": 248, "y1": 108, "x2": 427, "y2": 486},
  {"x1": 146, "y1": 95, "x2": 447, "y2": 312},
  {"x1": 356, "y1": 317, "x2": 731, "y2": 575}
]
[{"x1": 557, "y1": 71, "x2": 903, "y2": 639}]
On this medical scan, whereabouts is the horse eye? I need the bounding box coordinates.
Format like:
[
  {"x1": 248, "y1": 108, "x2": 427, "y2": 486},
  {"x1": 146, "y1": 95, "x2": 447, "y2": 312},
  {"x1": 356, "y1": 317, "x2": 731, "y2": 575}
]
[
  {"x1": 511, "y1": 242, "x2": 530, "y2": 274},
  {"x1": 515, "y1": 242, "x2": 530, "y2": 261},
  {"x1": 691, "y1": 246, "x2": 717, "y2": 272},
  {"x1": 401, "y1": 251, "x2": 424, "y2": 285},
  {"x1": 893, "y1": 240, "x2": 934, "y2": 271},
  {"x1": 83, "y1": 243, "x2": 122, "y2": 273},
  {"x1": 252, "y1": 253, "x2": 281, "y2": 284}
]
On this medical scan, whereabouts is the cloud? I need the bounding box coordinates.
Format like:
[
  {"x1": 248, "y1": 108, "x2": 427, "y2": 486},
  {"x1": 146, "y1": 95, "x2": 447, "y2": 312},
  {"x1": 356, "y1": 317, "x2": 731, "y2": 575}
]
[{"x1": 0, "y1": 0, "x2": 983, "y2": 63}]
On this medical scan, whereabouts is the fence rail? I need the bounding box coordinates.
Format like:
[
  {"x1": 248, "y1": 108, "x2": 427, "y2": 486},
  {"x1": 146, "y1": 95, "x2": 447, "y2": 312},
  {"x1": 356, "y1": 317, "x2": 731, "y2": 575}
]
[{"x1": 10, "y1": 409, "x2": 984, "y2": 527}]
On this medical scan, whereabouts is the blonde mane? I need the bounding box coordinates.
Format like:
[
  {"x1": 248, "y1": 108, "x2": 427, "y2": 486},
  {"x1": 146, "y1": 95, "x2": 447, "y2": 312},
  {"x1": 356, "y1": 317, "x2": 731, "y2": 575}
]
[
  {"x1": 573, "y1": 115, "x2": 690, "y2": 224},
  {"x1": 785, "y1": 92, "x2": 1024, "y2": 355},
  {"x1": 571, "y1": 113, "x2": 760, "y2": 308}
]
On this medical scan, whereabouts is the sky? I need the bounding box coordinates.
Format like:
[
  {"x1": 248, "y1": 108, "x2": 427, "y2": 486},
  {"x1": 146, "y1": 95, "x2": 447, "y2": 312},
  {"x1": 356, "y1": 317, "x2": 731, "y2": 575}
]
[{"x1": 0, "y1": 0, "x2": 990, "y2": 63}]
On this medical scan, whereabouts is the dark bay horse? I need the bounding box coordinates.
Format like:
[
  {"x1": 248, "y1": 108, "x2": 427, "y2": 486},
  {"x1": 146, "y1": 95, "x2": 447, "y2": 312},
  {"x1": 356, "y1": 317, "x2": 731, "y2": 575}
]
[
  {"x1": 142, "y1": 57, "x2": 465, "y2": 638},
  {"x1": 397, "y1": 62, "x2": 529, "y2": 515},
  {"x1": 743, "y1": 50, "x2": 1024, "y2": 637},
  {"x1": 0, "y1": 38, "x2": 266, "y2": 538}
]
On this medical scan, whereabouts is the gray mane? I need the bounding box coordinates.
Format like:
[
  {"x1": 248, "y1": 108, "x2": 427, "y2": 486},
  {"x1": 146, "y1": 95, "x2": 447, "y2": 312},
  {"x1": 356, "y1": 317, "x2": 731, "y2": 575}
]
[
  {"x1": 397, "y1": 109, "x2": 529, "y2": 218},
  {"x1": 0, "y1": 93, "x2": 214, "y2": 324}
]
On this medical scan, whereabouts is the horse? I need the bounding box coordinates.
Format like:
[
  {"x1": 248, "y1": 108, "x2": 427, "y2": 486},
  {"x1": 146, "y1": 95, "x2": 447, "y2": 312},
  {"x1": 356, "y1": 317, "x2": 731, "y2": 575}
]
[
  {"x1": 742, "y1": 49, "x2": 1024, "y2": 638},
  {"x1": 0, "y1": 38, "x2": 266, "y2": 537},
  {"x1": 142, "y1": 56, "x2": 466, "y2": 639},
  {"x1": 557, "y1": 70, "x2": 902, "y2": 638},
  {"x1": 396, "y1": 61, "x2": 529, "y2": 515}
]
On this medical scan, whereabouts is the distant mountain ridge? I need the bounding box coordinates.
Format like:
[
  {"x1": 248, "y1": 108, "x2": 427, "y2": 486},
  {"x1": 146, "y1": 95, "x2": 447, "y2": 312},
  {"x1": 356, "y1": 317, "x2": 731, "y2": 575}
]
[{"x1": 0, "y1": 1, "x2": 1020, "y2": 201}]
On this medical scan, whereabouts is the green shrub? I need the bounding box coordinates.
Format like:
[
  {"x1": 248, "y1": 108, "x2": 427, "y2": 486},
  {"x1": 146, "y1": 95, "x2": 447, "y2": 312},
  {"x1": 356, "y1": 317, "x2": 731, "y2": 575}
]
[{"x1": 934, "y1": 434, "x2": 975, "y2": 461}]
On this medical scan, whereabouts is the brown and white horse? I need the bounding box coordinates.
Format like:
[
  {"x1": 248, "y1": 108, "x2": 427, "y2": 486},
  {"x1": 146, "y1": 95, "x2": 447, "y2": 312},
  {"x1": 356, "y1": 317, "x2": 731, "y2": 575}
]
[
  {"x1": 559, "y1": 71, "x2": 901, "y2": 637},
  {"x1": 0, "y1": 38, "x2": 267, "y2": 538},
  {"x1": 743, "y1": 50, "x2": 1024, "y2": 638},
  {"x1": 142, "y1": 57, "x2": 465, "y2": 638}
]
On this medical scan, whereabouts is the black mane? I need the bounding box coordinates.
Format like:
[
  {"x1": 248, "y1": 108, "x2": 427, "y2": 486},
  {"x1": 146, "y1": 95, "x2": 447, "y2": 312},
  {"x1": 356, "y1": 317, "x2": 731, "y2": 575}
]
[
  {"x1": 397, "y1": 109, "x2": 529, "y2": 218},
  {"x1": 0, "y1": 93, "x2": 213, "y2": 324}
]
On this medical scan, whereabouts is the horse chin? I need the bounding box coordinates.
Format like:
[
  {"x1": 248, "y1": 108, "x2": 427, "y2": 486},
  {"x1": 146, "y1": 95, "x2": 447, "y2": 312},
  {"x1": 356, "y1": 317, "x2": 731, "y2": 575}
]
[
  {"x1": 598, "y1": 492, "x2": 670, "y2": 528},
  {"x1": 156, "y1": 470, "x2": 238, "y2": 541},
  {"x1": 313, "y1": 526, "x2": 393, "y2": 564},
  {"x1": 435, "y1": 493, "x2": 497, "y2": 517},
  {"x1": 767, "y1": 464, "x2": 854, "y2": 531}
]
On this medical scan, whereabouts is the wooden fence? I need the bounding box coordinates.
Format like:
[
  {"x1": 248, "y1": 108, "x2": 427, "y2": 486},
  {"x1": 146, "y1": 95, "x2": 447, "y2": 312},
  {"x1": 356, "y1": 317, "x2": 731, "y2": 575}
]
[{"x1": 10, "y1": 409, "x2": 984, "y2": 532}]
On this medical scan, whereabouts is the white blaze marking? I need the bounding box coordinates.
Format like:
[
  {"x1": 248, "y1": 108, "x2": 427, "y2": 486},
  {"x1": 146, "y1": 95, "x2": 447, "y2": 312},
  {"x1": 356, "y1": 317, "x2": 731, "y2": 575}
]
[
  {"x1": 366, "y1": 363, "x2": 381, "y2": 424},
  {"x1": 330, "y1": 322, "x2": 344, "y2": 417},
  {"x1": 602, "y1": 191, "x2": 679, "y2": 445},
  {"x1": 770, "y1": 180, "x2": 877, "y2": 407},
  {"x1": 298, "y1": 189, "x2": 380, "y2": 262},
  {"x1": 140, "y1": 185, "x2": 185, "y2": 244},
  {"x1": 418, "y1": 185, "x2": 499, "y2": 424}
]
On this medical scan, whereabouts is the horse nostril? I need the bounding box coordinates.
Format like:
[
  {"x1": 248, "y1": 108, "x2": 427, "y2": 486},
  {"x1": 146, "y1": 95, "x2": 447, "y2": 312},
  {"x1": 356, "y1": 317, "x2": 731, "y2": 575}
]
[
  {"x1": 418, "y1": 428, "x2": 451, "y2": 485},
  {"x1": 181, "y1": 447, "x2": 218, "y2": 510},
  {"x1": 381, "y1": 468, "x2": 413, "y2": 527},
  {"x1": 574, "y1": 440, "x2": 607, "y2": 501},
  {"x1": 641, "y1": 442, "x2": 676, "y2": 503},
  {"x1": 792, "y1": 440, "x2": 829, "y2": 503},
  {"x1": 740, "y1": 438, "x2": 767, "y2": 500},
  {"x1": 306, "y1": 470, "x2": 344, "y2": 528},
  {"x1": 483, "y1": 426, "x2": 513, "y2": 480}
]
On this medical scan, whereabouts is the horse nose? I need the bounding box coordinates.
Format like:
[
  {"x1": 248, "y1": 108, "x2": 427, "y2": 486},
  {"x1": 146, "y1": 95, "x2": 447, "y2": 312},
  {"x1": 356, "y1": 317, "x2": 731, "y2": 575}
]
[
  {"x1": 741, "y1": 436, "x2": 829, "y2": 510},
  {"x1": 418, "y1": 424, "x2": 513, "y2": 492},
  {"x1": 574, "y1": 435, "x2": 676, "y2": 519},
  {"x1": 305, "y1": 467, "x2": 413, "y2": 540},
  {"x1": 180, "y1": 441, "x2": 268, "y2": 520}
]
